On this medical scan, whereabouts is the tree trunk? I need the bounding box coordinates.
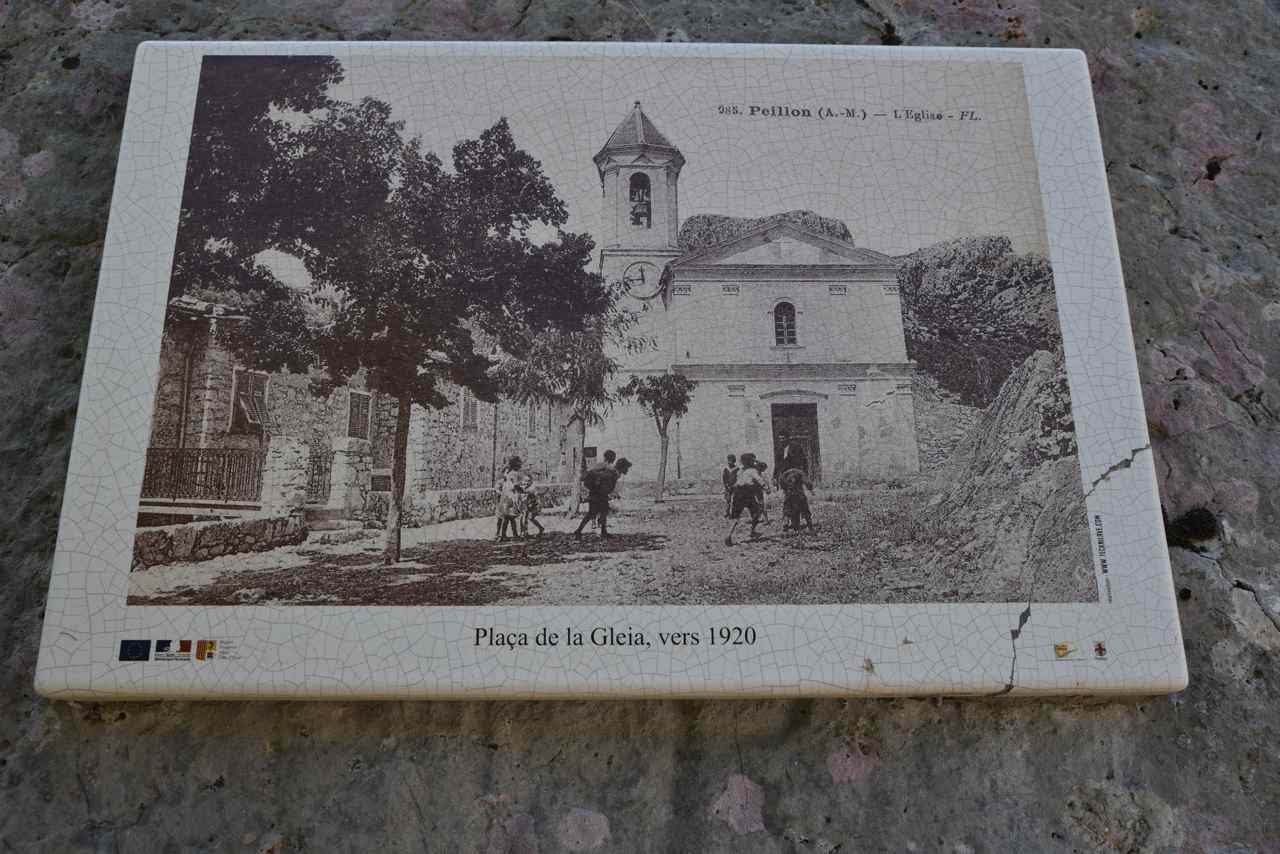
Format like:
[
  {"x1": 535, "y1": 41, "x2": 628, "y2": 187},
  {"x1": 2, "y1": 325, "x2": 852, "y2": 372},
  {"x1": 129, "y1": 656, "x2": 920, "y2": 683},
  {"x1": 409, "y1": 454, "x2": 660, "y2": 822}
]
[
  {"x1": 383, "y1": 393, "x2": 412, "y2": 565},
  {"x1": 656, "y1": 426, "x2": 670, "y2": 503},
  {"x1": 570, "y1": 415, "x2": 586, "y2": 517}
]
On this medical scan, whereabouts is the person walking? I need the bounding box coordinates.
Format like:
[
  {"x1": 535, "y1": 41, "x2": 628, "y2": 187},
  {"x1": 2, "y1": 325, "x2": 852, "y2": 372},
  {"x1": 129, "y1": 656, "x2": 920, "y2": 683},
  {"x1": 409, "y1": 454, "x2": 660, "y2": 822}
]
[
  {"x1": 521, "y1": 473, "x2": 545, "y2": 537},
  {"x1": 574, "y1": 457, "x2": 632, "y2": 539},
  {"x1": 721, "y1": 454, "x2": 739, "y2": 518},
  {"x1": 724, "y1": 452, "x2": 768, "y2": 545},
  {"x1": 577, "y1": 449, "x2": 617, "y2": 523}
]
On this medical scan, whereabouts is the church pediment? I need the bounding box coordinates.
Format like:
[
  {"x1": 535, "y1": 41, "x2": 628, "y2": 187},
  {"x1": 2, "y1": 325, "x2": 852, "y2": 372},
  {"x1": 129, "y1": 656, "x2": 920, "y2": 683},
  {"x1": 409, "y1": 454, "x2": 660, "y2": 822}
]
[{"x1": 671, "y1": 221, "x2": 895, "y2": 269}]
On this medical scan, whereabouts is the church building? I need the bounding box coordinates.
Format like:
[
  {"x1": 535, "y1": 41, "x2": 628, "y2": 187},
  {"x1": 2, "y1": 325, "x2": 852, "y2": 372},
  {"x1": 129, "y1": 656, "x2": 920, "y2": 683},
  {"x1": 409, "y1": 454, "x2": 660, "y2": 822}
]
[{"x1": 586, "y1": 102, "x2": 920, "y2": 485}]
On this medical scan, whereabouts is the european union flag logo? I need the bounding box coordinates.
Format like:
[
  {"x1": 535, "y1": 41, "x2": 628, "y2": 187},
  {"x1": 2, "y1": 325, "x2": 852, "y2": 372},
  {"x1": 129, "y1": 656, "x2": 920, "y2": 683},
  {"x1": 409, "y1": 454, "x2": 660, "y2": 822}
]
[
  {"x1": 118, "y1": 640, "x2": 151, "y2": 662},
  {"x1": 156, "y1": 640, "x2": 172, "y2": 653}
]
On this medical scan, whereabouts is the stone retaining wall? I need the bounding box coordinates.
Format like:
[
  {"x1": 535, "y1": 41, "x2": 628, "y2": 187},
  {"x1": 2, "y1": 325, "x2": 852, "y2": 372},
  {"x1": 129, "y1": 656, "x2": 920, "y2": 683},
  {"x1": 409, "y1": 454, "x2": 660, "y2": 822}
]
[
  {"x1": 400, "y1": 482, "x2": 574, "y2": 526},
  {"x1": 131, "y1": 515, "x2": 307, "y2": 571}
]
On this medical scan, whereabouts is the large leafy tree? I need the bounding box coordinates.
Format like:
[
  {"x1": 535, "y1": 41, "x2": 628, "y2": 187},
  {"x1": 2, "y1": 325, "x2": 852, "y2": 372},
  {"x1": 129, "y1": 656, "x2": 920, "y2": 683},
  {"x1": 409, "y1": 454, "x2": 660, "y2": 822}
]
[
  {"x1": 171, "y1": 55, "x2": 344, "y2": 302},
  {"x1": 174, "y1": 56, "x2": 608, "y2": 563},
  {"x1": 618, "y1": 373, "x2": 698, "y2": 503}
]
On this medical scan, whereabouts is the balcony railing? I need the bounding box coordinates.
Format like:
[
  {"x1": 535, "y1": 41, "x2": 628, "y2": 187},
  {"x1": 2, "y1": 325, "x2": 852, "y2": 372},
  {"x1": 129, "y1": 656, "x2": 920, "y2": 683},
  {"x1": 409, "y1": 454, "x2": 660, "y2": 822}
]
[{"x1": 140, "y1": 447, "x2": 265, "y2": 504}]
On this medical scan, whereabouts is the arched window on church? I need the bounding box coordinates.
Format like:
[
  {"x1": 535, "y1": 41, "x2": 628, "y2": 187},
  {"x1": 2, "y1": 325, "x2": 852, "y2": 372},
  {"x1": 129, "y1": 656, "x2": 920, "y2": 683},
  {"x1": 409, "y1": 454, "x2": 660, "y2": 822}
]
[
  {"x1": 774, "y1": 301, "x2": 798, "y2": 346},
  {"x1": 629, "y1": 173, "x2": 652, "y2": 228}
]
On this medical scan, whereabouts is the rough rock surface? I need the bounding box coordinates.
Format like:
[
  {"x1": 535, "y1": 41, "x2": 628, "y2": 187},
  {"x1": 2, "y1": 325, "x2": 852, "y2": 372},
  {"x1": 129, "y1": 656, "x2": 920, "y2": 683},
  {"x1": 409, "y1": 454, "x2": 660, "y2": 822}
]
[
  {"x1": 899, "y1": 235, "x2": 1062, "y2": 407},
  {"x1": 1, "y1": 2, "x2": 1278, "y2": 851},
  {"x1": 677, "y1": 209, "x2": 853, "y2": 252},
  {"x1": 931, "y1": 348, "x2": 1095, "y2": 602}
]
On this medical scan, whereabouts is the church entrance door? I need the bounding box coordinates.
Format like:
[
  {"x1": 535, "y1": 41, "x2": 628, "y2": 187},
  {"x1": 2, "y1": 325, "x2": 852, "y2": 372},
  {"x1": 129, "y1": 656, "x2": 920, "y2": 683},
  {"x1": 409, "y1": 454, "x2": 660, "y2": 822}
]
[{"x1": 771, "y1": 403, "x2": 821, "y2": 485}]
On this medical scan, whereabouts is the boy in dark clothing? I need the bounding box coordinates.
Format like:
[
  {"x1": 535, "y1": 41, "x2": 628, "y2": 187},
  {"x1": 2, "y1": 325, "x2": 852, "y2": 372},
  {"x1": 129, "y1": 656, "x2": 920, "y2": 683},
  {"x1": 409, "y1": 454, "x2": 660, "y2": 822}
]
[
  {"x1": 722, "y1": 454, "x2": 738, "y2": 518},
  {"x1": 578, "y1": 449, "x2": 617, "y2": 524},
  {"x1": 724, "y1": 453, "x2": 768, "y2": 545},
  {"x1": 521, "y1": 477, "x2": 545, "y2": 537},
  {"x1": 574, "y1": 458, "x2": 631, "y2": 538},
  {"x1": 778, "y1": 465, "x2": 815, "y2": 531}
]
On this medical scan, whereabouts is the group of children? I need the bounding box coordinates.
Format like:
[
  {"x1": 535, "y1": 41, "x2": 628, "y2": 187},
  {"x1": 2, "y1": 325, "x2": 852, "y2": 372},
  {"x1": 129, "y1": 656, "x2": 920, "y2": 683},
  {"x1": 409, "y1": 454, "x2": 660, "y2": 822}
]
[
  {"x1": 494, "y1": 456, "x2": 545, "y2": 541},
  {"x1": 495, "y1": 449, "x2": 811, "y2": 545},
  {"x1": 494, "y1": 451, "x2": 633, "y2": 542},
  {"x1": 722, "y1": 452, "x2": 815, "y2": 545}
]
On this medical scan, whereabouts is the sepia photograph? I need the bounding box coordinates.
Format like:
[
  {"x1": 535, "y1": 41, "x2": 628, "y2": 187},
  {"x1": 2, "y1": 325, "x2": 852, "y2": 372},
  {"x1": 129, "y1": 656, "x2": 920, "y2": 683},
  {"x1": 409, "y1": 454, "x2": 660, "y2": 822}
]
[{"x1": 127, "y1": 53, "x2": 1098, "y2": 608}]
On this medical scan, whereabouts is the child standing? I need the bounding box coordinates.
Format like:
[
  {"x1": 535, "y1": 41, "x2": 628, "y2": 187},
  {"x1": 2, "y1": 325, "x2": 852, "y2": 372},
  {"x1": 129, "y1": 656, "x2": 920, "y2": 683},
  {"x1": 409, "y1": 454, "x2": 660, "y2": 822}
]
[
  {"x1": 494, "y1": 456, "x2": 525, "y2": 542},
  {"x1": 721, "y1": 454, "x2": 738, "y2": 519},
  {"x1": 754, "y1": 460, "x2": 771, "y2": 525}
]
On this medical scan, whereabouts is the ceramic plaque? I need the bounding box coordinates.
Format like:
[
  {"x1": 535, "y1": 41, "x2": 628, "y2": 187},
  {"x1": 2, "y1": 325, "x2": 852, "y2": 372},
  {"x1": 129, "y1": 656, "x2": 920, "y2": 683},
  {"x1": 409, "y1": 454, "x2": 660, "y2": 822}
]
[{"x1": 36, "y1": 41, "x2": 1186, "y2": 699}]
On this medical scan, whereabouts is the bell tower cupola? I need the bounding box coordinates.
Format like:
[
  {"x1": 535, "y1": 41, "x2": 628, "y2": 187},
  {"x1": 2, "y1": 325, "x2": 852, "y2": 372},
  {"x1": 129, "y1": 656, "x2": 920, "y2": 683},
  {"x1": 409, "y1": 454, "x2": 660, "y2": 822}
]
[{"x1": 595, "y1": 102, "x2": 684, "y2": 294}]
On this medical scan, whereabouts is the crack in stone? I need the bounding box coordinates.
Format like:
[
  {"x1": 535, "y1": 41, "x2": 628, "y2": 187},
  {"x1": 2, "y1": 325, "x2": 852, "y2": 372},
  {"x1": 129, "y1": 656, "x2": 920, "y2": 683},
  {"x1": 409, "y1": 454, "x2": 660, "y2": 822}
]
[
  {"x1": 1083, "y1": 444, "x2": 1151, "y2": 499},
  {"x1": 512, "y1": 0, "x2": 534, "y2": 31},
  {"x1": 1233, "y1": 578, "x2": 1280, "y2": 634},
  {"x1": 1183, "y1": 547, "x2": 1280, "y2": 635},
  {"x1": 993, "y1": 603, "x2": 1033, "y2": 696},
  {"x1": 988, "y1": 477, "x2": 1067, "y2": 697}
]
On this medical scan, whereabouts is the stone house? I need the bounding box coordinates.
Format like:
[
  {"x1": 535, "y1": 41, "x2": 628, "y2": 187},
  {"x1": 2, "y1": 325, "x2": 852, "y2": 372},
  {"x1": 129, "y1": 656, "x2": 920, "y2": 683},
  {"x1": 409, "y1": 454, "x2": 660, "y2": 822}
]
[{"x1": 138, "y1": 295, "x2": 577, "y2": 525}]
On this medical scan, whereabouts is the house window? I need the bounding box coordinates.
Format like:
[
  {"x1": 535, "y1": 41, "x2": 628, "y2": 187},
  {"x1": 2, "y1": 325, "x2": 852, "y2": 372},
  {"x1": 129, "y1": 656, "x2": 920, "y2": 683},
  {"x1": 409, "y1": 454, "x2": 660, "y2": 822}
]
[
  {"x1": 347, "y1": 391, "x2": 371, "y2": 439},
  {"x1": 722, "y1": 284, "x2": 740, "y2": 295},
  {"x1": 629, "y1": 173, "x2": 652, "y2": 228},
  {"x1": 774, "y1": 302, "x2": 798, "y2": 346},
  {"x1": 672, "y1": 284, "x2": 691, "y2": 296},
  {"x1": 528, "y1": 401, "x2": 538, "y2": 438},
  {"x1": 229, "y1": 369, "x2": 268, "y2": 434},
  {"x1": 829, "y1": 284, "x2": 848, "y2": 296},
  {"x1": 461, "y1": 389, "x2": 479, "y2": 430},
  {"x1": 727, "y1": 384, "x2": 745, "y2": 398}
]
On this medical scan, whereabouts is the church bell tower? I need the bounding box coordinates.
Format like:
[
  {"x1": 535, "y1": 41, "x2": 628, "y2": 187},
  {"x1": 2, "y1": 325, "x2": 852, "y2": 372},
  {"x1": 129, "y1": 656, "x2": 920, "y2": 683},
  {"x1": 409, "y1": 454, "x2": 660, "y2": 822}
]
[{"x1": 594, "y1": 102, "x2": 684, "y2": 305}]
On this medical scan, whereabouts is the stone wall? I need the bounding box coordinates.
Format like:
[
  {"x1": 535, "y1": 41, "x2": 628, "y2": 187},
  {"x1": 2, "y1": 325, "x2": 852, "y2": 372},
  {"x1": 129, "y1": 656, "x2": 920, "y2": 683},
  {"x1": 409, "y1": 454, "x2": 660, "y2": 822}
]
[
  {"x1": 259, "y1": 436, "x2": 309, "y2": 514},
  {"x1": 401, "y1": 482, "x2": 574, "y2": 526},
  {"x1": 131, "y1": 515, "x2": 307, "y2": 570},
  {"x1": 146, "y1": 316, "x2": 385, "y2": 461},
  {"x1": 146, "y1": 319, "x2": 199, "y2": 448},
  {"x1": 406, "y1": 382, "x2": 576, "y2": 491}
]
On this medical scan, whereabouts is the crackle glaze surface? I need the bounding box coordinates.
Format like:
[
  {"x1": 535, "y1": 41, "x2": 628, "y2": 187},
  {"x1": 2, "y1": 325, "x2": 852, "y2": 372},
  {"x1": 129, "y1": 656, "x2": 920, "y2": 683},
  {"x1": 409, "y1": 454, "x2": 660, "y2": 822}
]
[{"x1": 2, "y1": 2, "x2": 1277, "y2": 850}]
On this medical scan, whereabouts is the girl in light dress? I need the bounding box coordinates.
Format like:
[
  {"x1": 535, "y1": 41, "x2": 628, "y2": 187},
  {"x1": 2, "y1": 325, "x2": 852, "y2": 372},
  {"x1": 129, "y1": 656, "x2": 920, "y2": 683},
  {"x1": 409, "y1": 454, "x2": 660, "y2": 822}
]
[{"x1": 495, "y1": 456, "x2": 525, "y2": 542}]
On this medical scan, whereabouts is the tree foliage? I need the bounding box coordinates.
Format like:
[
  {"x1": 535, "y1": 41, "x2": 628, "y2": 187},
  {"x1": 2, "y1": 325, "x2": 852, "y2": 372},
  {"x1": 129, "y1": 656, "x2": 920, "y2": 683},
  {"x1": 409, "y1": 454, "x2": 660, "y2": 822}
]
[
  {"x1": 618, "y1": 373, "x2": 698, "y2": 435},
  {"x1": 493, "y1": 289, "x2": 646, "y2": 425},
  {"x1": 172, "y1": 55, "x2": 344, "y2": 303},
  {"x1": 618, "y1": 372, "x2": 697, "y2": 502}
]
